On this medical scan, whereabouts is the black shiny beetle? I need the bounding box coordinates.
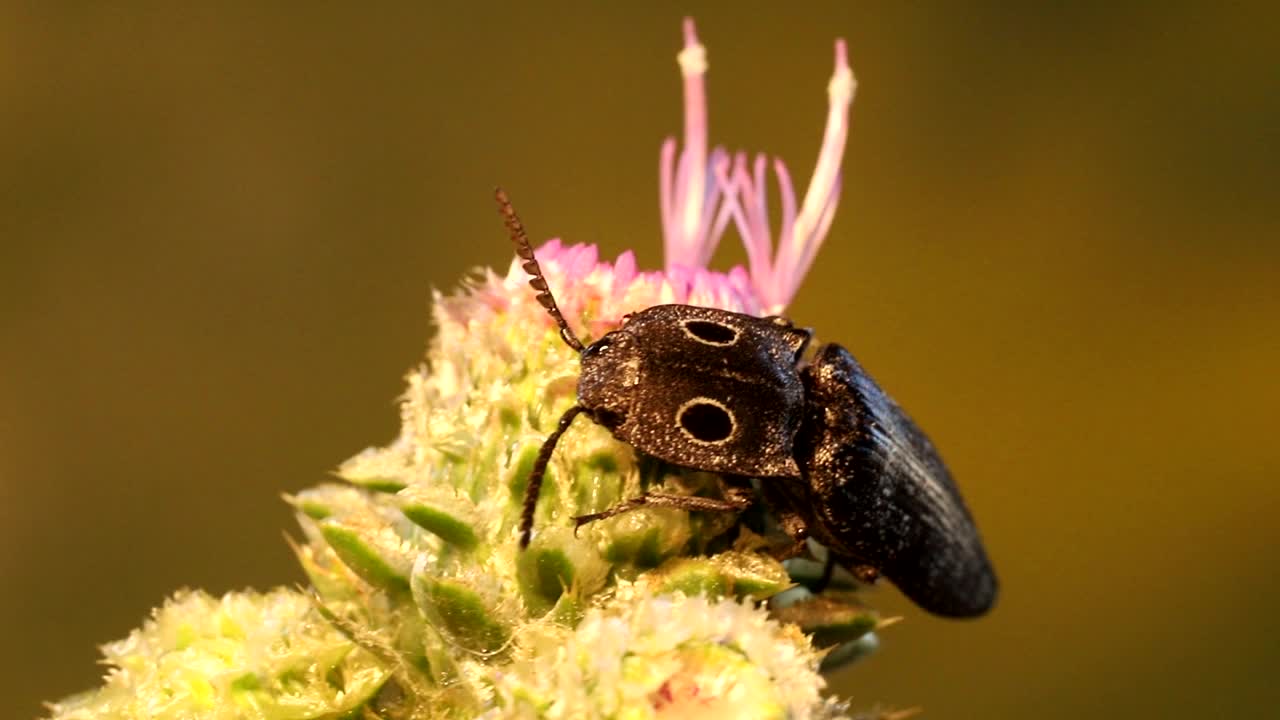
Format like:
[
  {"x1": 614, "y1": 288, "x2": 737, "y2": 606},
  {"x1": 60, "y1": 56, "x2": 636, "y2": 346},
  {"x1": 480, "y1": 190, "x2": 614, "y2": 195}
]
[{"x1": 497, "y1": 189, "x2": 997, "y2": 618}]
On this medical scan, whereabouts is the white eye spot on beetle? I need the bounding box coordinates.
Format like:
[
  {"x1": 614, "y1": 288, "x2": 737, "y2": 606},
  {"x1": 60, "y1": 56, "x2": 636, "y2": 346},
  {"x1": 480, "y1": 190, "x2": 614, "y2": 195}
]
[
  {"x1": 681, "y1": 319, "x2": 739, "y2": 346},
  {"x1": 676, "y1": 397, "x2": 736, "y2": 444}
]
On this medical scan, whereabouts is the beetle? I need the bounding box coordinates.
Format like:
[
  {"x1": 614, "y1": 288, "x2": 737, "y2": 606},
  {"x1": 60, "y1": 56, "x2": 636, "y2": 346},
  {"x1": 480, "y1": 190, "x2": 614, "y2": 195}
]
[{"x1": 496, "y1": 189, "x2": 997, "y2": 618}]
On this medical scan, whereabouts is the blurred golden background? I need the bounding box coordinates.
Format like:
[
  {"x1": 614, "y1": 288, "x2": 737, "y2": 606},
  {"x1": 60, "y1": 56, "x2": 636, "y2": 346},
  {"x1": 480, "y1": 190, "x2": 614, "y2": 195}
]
[{"x1": 3, "y1": 2, "x2": 1277, "y2": 717}]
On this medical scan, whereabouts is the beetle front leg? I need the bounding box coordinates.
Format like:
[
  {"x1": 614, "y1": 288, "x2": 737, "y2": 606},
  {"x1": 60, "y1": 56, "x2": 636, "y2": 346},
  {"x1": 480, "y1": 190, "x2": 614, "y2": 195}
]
[
  {"x1": 758, "y1": 478, "x2": 814, "y2": 544},
  {"x1": 519, "y1": 405, "x2": 585, "y2": 548},
  {"x1": 573, "y1": 484, "x2": 754, "y2": 533}
]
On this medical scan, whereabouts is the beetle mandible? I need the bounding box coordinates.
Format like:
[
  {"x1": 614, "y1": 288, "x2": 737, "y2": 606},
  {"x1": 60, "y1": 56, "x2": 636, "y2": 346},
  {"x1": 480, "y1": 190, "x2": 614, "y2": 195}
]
[{"x1": 496, "y1": 189, "x2": 997, "y2": 618}]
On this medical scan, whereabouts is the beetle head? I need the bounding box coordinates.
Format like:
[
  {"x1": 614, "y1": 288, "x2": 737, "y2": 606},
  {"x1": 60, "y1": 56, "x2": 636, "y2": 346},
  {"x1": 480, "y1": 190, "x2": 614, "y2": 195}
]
[{"x1": 577, "y1": 330, "x2": 641, "y2": 431}]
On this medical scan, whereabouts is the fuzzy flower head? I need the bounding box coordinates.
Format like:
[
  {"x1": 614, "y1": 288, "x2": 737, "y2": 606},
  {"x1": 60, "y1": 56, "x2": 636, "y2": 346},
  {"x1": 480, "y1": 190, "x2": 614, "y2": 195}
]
[
  {"x1": 46, "y1": 19, "x2": 873, "y2": 720},
  {"x1": 45, "y1": 589, "x2": 388, "y2": 720},
  {"x1": 489, "y1": 589, "x2": 849, "y2": 720},
  {"x1": 661, "y1": 17, "x2": 856, "y2": 314}
]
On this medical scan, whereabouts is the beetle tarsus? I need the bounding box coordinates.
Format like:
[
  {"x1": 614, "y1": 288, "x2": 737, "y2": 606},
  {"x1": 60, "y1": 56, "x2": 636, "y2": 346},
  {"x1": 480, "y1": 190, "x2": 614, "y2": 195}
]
[{"x1": 573, "y1": 489, "x2": 754, "y2": 530}]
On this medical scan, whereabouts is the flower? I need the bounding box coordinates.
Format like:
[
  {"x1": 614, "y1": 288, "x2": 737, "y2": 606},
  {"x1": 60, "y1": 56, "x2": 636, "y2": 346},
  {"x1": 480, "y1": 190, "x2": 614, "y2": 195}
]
[
  {"x1": 43, "y1": 589, "x2": 388, "y2": 720},
  {"x1": 488, "y1": 589, "x2": 849, "y2": 720},
  {"x1": 661, "y1": 18, "x2": 856, "y2": 314},
  {"x1": 45, "y1": 19, "x2": 875, "y2": 720}
]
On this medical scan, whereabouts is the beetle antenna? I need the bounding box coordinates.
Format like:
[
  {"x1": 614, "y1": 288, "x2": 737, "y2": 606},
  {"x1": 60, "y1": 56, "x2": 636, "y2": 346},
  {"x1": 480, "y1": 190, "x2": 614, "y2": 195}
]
[
  {"x1": 494, "y1": 188, "x2": 586, "y2": 353},
  {"x1": 519, "y1": 405, "x2": 585, "y2": 548}
]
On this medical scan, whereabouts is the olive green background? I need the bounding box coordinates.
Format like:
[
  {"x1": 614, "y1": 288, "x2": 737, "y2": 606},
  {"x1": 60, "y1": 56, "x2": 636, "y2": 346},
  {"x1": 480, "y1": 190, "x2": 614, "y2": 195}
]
[{"x1": 3, "y1": 2, "x2": 1277, "y2": 718}]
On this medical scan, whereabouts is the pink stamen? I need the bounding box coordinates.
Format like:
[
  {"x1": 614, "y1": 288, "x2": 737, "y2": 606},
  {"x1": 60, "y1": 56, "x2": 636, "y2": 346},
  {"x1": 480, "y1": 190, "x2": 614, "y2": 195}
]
[
  {"x1": 785, "y1": 39, "x2": 854, "y2": 284},
  {"x1": 773, "y1": 157, "x2": 799, "y2": 289},
  {"x1": 659, "y1": 18, "x2": 738, "y2": 285},
  {"x1": 706, "y1": 150, "x2": 737, "y2": 260},
  {"x1": 724, "y1": 152, "x2": 772, "y2": 294},
  {"x1": 659, "y1": 137, "x2": 677, "y2": 246},
  {"x1": 726, "y1": 38, "x2": 856, "y2": 314},
  {"x1": 677, "y1": 18, "x2": 708, "y2": 253}
]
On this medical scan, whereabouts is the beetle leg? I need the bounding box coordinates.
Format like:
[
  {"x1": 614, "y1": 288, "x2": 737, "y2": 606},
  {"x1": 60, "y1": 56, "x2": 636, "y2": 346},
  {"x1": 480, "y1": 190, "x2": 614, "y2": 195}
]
[
  {"x1": 798, "y1": 329, "x2": 814, "y2": 356},
  {"x1": 758, "y1": 478, "x2": 814, "y2": 542},
  {"x1": 519, "y1": 405, "x2": 585, "y2": 548},
  {"x1": 850, "y1": 564, "x2": 881, "y2": 584},
  {"x1": 573, "y1": 487, "x2": 754, "y2": 534},
  {"x1": 764, "y1": 538, "x2": 809, "y2": 561},
  {"x1": 809, "y1": 552, "x2": 838, "y2": 593}
]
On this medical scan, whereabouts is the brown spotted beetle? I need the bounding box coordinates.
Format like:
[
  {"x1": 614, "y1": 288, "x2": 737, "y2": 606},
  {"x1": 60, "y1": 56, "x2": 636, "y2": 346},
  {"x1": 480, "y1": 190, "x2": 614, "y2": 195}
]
[{"x1": 497, "y1": 189, "x2": 997, "y2": 618}]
